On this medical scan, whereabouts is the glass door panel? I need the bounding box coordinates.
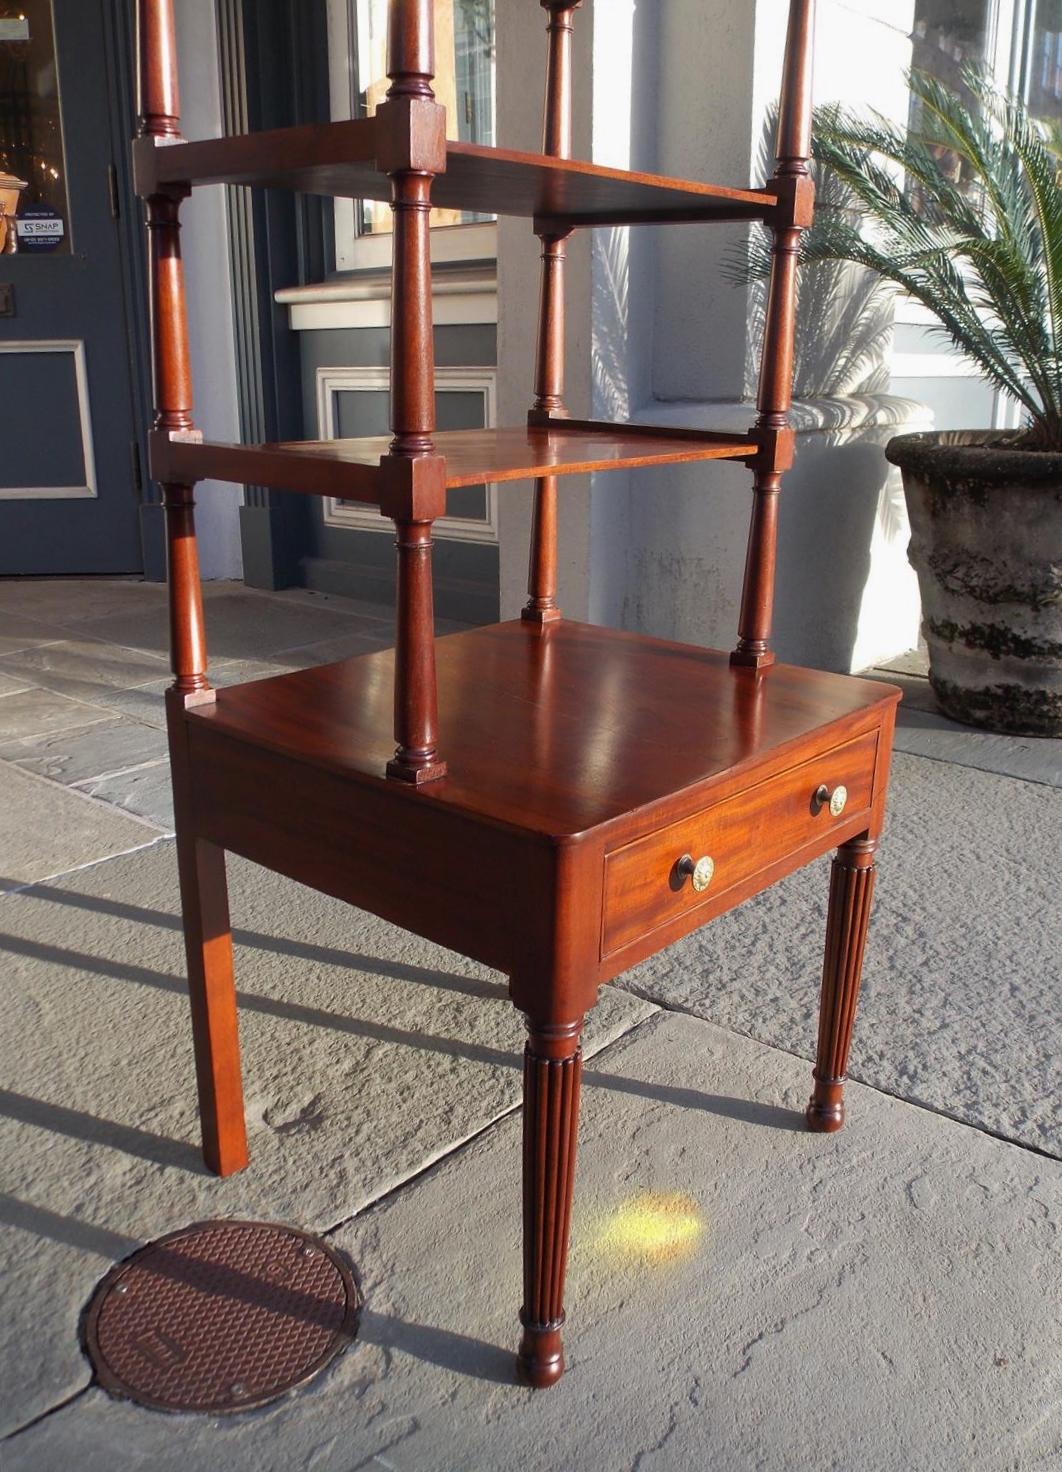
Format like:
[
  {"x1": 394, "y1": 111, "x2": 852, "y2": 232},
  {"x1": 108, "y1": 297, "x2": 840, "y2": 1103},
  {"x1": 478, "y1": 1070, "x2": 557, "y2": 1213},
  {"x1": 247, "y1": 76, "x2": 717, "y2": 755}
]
[{"x1": 0, "y1": 0, "x2": 71, "y2": 255}]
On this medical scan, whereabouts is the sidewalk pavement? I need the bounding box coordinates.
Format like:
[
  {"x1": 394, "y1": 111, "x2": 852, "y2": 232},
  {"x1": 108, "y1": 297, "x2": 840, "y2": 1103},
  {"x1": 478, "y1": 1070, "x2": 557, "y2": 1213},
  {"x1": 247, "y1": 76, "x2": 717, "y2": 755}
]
[{"x1": 1, "y1": 579, "x2": 1059, "y2": 1472}]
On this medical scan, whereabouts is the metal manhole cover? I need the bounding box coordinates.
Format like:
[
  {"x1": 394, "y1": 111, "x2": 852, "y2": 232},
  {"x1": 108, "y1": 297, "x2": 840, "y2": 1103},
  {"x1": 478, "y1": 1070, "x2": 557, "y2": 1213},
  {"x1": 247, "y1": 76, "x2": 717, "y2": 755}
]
[{"x1": 84, "y1": 1219, "x2": 360, "y2": 1414}]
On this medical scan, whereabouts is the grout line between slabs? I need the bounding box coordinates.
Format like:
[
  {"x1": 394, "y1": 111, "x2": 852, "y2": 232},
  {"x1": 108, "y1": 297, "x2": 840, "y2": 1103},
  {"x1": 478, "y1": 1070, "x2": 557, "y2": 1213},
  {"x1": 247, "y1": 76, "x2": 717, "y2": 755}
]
[
  {"x1": 71, "y1": 756, "x2": 172, "y2": 790},
  {"x1": 890, "y1": 740, "x2": 1062, "y2": 791},
  {"x1": 0, "y1": 833, "x2": 175, "y2": 899},
  {"x1": 318, "y1": 1006, "x2": 666, "y2": 1239},
  {"x1": 612, "y1": 985, "x2": 1062, "y2": 1166},
  {"x1": 0, "y1": 1388, "x2": 91, "y2": 1446}
]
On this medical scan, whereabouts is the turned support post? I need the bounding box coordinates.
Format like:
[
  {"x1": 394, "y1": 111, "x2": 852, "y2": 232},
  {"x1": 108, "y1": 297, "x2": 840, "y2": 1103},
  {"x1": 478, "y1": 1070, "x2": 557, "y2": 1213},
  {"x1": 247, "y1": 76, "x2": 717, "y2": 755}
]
[
  {"x1": 524, "y1": 0, "x2": 581, "y2": 627},
  {"x1": 139, "y1": 1, "x2": 208, "y2": 697},
  {"x1": 137, "y1": 0, "x2": 182, "y2": 140},
  {"x1": 807, "y1": 835, "x2": 877, "y2": 1132},
  {"x1": 518, "y1": 1015, "x2": 584, "y2": 1388},
  {"x1": 732, "y1": 0, "x2": 815, "y2": 669},
  {"x1": 383, "y1": 0, "x2": 447, "y2": 782}
]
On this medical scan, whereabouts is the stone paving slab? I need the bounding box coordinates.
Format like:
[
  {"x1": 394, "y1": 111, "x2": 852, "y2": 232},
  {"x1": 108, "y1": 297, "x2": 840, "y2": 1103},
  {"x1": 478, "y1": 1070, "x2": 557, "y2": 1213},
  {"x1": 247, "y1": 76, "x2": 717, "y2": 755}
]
[
  {"x1": 0, "y1": 766, "x2": 165, "y2": 892},
  {"x1": 0, "y1": 843, "x2": 655, "y2": 1437},
  {"x1": 870, "y1": 669, "x2": 939, "y2": 713},
  {"x1": 0, "y1": 717, "x2": 169, "y2": 787},
  {"x1": 0, "y1": 577, "x2": 168, "y2": 624},
  {"x1": 0, "y1": 638, "x2": 170, "y2": 706},
  {"x1": 78, "y1": 594, "x2": 371, "y2": 664},
  {"x1": 264, "y1": 586, "x2": 394, "y2": 625},
  {"x1": 894, "y1": 707, "x2": 1062, "y2": 789},
  {"x1": 0, "y1": 688, "x2": 112, "y2": 742},
  {"x1": 7, "y1": 1011, "x2": 1060, "y2": 1472},
  {"x1": 876, "y1": 647, "x2": 930, "y2": 677},
  {"x1": 280, "y1": 630, "x2": 396, "y2": 666},
  {"x1": 82, "y1": 678, "x2": 170, "y2": 728},
  {"x1": 76, "y1": 760, "x2": 175, "y2": 831},
  {"x1": 861, "y1": 670, "x2": 1062, "y2": 788},
  {"x1": 619, "y1": 752, "x2": 1062, "y2": 1159},
  {"x1": 0, "y1": 611, "x2": 69, "y2": 658}
]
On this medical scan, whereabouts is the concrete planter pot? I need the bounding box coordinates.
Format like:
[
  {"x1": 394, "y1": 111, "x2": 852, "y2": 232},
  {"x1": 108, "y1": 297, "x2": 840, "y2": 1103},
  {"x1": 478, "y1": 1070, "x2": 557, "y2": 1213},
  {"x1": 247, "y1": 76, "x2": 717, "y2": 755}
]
[{"x1": 885, "y1": 430, "x2": 1062, "y2": 736}]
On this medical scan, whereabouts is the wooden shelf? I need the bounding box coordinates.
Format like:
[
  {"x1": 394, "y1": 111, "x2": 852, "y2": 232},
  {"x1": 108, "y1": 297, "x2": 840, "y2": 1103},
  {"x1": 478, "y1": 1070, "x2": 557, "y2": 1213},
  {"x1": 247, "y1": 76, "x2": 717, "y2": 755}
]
[
  {"x1": 139, "y1": 119, "x2": 775, "y2": 227},
  {"x1": 152, "y1": 422, "x2": 758, "y2": 503},
  {"x1": 192, "y1": 620, "x2": 899, "y2": 838}
]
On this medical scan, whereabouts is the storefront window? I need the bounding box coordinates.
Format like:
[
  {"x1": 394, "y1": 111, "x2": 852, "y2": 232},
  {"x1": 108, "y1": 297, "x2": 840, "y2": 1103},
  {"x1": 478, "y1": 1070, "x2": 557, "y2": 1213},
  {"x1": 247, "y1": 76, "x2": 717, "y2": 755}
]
[
  {"x1": 0, "y1": 0, "x2": 71, "y2": 255},
  {"x1": 354, "y1": 0, "x2": 495, "y2": 233}
]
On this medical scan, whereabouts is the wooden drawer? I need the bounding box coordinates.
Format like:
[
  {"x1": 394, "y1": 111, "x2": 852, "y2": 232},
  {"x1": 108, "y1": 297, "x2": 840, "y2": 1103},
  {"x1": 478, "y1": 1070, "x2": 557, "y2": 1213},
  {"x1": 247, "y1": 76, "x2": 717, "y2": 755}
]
[{"x1": 601, "y1": 729, "x2": 879, "y2": 957}]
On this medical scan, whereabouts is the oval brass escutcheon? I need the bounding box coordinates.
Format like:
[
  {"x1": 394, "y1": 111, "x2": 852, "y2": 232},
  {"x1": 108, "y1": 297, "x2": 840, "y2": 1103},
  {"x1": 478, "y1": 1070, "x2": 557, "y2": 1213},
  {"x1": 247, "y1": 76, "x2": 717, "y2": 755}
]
[{"x1": 678, "y1": 853, "x2": 715, "y2": 893}]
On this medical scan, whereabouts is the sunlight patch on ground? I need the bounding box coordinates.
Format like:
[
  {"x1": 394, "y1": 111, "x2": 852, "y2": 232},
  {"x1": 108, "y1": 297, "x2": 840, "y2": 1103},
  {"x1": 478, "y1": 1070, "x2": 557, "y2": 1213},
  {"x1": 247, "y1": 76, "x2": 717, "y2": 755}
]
[{"x1": 595, "y1": 1192, "x2": 705, "y2": 1265}]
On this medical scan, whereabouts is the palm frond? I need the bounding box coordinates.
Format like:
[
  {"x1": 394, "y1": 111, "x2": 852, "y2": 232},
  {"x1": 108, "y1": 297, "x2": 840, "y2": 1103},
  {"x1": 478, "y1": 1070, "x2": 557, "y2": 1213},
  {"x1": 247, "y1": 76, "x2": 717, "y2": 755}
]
[{"x1": 731, "y1": 66, "x2": 1062, "y2": 449}]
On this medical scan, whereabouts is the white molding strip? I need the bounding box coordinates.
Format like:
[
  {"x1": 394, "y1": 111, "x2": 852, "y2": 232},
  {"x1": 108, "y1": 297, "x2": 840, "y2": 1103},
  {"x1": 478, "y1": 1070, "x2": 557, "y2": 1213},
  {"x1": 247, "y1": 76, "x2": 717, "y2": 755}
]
[
  {"x1": 890, "y1": 353, "x2": 984, "y2": 379},
  {"x1": 317, "y1": 363, "x2": 500, "y2": 544},
  {"x1": 277, "y1": 261, "x2": 498, "y2": 331},
  {"x1": 332, "y1": 220, "x2": 498, "y2": 275},
  {"x1": 0, "y1": 340, "x2": 98, "y2": 500}
]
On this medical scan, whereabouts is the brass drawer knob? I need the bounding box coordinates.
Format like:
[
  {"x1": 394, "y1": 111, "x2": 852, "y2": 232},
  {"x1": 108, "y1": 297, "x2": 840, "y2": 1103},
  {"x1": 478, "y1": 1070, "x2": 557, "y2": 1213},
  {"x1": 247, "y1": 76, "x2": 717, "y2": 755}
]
[
  {"x1": 814, "y1": 783, "x2": 848, "y2": 818},
  {"x1": 678, "y1": 854, "x2": 715, "y2": 893}
]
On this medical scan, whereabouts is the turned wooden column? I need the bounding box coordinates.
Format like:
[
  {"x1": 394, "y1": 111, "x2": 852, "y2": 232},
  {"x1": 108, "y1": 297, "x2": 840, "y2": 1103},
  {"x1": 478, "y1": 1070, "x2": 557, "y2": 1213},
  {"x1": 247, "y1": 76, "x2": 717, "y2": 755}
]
[
  {"x1": 137, "y1": 0, "x2": 181, "y2": 140},
  {"x1": 138, "y1": 0, "x2": 246, "y2": 1179},
  {"x1": 807, "y1": 835, "x2": 877, "y2": 1132},
  {"x1": 524, "y1": 0, "x2": 581, "y2": 626},
  {"x1": 382, "y1": 0, "x2": 447, "y2": 783},
  {"x1": 518, "y1": 1015, "x2": 584, "y2": 1388},
  {"x1": 139, "y1": 1, "x2": 209, "y2": 698},
  {"x1": 732, "y1": 0, "x2": 815, "y2": 669}
]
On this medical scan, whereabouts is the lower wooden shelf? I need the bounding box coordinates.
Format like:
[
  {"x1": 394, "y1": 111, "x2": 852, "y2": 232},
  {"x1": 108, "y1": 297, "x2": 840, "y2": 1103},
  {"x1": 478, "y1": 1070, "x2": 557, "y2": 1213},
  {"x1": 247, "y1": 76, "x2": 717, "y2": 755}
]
[{"x1": 150, "y1": 423, "x2": 759, "y2": 505}]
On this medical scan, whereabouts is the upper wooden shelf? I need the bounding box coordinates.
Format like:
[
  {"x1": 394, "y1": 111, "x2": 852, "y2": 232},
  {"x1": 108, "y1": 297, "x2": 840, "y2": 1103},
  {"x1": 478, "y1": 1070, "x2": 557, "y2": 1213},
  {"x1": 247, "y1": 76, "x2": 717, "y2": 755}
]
[
  {"x1": 151, "y1": 422, "x2": 758, "y2": 504},
  {"x1": 138, "y1": 119, "x2": 776, "y2": 227}
]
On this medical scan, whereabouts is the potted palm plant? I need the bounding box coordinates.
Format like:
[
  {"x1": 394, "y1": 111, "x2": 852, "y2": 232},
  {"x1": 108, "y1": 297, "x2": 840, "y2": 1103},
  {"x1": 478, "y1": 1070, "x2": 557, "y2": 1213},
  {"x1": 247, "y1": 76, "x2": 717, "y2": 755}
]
[{"x1": 803, "y1": 68, "x2": 1062, "y2": 736}]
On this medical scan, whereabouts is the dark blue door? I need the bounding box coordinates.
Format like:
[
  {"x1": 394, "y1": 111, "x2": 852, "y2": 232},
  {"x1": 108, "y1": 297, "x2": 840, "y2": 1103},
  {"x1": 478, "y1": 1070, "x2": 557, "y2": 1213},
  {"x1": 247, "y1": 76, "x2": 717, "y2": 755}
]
[{"x1": 0, "y1": 0, "x2": 143, "y2": 574}]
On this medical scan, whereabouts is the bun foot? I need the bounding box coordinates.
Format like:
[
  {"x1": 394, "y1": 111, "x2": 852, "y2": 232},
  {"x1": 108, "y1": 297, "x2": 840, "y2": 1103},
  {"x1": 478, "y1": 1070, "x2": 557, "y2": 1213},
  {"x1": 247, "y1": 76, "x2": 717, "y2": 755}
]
[
  {"x1": 806, "y1": 1078, "x2": 845, "y2": 1133},
  {"x1": 516, "y1": 1320, "x2": 565, "y2": 1388}
]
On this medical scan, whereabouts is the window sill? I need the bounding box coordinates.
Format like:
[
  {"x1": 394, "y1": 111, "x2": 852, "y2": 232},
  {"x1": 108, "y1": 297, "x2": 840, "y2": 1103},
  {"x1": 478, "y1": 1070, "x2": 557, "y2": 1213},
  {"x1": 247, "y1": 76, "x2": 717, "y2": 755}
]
[{"x1": 275, "y1": 261, "x2": 498, "y2": 331}]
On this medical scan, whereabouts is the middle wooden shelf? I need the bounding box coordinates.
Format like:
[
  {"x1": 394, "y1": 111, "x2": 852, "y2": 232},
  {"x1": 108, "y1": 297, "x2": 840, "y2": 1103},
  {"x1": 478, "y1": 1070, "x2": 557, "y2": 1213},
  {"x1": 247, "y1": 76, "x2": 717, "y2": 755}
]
[
  {"x1": 135, "y1": 118, "x2": 778, "y2": 228},
  {"x1": 151, "y1": 422, "x2": 760, "y2": 505}
]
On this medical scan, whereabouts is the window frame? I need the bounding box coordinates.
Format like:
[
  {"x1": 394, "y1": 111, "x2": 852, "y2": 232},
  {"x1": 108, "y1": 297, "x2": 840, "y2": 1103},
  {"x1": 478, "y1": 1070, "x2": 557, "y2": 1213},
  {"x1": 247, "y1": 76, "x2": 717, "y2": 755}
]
[
  {"x1": 326, "y1": 0, "x2": 498, "y2": 274},
  {"x1": 317, "y1": 362, "x2": 500, "y2": 543}
]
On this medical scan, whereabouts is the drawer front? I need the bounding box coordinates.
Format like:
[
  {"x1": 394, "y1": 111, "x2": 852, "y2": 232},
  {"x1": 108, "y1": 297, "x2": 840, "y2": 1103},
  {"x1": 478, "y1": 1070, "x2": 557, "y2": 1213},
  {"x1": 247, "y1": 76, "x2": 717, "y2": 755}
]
[{"x1": 602, "y1": 730, "x2": 879, "y2": 957}]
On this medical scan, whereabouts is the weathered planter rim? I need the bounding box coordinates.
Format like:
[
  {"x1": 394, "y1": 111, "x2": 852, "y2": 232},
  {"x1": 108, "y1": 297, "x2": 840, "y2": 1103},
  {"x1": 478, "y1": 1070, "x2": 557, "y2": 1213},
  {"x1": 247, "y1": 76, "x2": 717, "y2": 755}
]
[{"x1": 885, "y1": 429, "x2": 1062, "y2": 485}]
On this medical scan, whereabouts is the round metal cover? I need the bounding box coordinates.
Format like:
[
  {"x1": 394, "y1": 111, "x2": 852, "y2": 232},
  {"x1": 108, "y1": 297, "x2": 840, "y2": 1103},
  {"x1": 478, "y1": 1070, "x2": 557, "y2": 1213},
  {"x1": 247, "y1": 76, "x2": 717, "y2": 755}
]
[{"x1": 84, "y1": 1219, "x2": 359, "y2": 1414}]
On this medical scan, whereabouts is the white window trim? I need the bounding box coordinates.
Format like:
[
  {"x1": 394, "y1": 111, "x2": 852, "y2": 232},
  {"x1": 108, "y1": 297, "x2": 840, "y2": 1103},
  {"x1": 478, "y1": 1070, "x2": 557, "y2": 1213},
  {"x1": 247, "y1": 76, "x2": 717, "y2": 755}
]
[
  {"x1": 0, "y1": 340, "x2": 97, "y2": 500},
  {"x1": 317, "y1": 363, "x2": 500, "y2": 543},
  {"x1": 326, "y1": 0, "x2": 498, "y2": 274}
]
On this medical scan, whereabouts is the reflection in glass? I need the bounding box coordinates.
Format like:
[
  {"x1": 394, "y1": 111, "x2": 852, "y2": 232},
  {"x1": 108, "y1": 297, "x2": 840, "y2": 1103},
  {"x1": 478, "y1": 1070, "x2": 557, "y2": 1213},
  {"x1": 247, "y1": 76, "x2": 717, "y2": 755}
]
[
  {"x1": 354, "y1": 0, "x2": 495, "y2": 234},
  {"x1": 909, "y1": 0, "x2": 991, "y2": 202},
  {"x1": 1028, "y1": 0, "x2": 1062, "y2": 124},
  {"x1": 0, "y1": 0, "x2": 70, "y2": 254}
]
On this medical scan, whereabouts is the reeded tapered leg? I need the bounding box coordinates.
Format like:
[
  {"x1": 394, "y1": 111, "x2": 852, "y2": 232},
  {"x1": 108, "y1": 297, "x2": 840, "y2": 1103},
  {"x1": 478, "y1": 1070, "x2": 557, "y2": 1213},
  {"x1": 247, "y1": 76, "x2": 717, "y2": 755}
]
[
  {"x1": 175, "y1": 830, "x2": 247, "y2": 1175},
  {"x1": 517, "y1": 1016, "x2": 584, "y2": 1388},
  {"x1": 807, "y1": 836, "x2": 877, "y2": 1133}
]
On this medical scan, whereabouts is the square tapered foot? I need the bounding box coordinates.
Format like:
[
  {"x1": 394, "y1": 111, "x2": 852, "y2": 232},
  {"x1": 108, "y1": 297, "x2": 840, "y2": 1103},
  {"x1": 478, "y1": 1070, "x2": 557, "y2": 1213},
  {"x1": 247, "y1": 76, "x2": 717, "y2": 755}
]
[
  {"x1": 385, "y1": 757, "x2": 448, "y2": 784},
  {"x1": 521, "y1": 604, "x2": 562, "y2": 626},
  {"x1": 516, "y1": 1321, "x2": 565, "y2": 1388},
  {"x1": 730, "y1": 648, "x2": 775, "y2": 670}
]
